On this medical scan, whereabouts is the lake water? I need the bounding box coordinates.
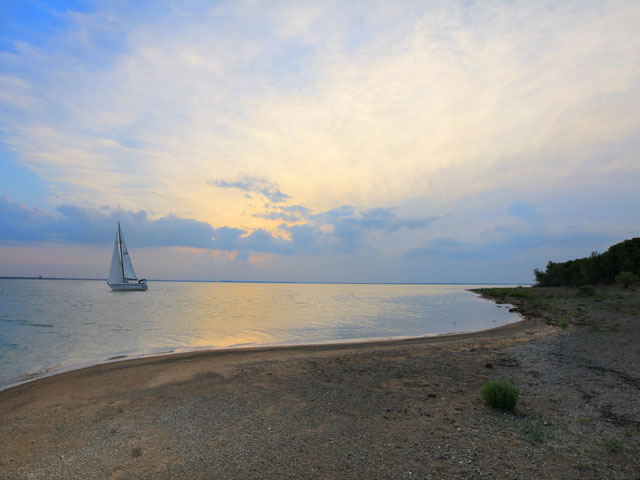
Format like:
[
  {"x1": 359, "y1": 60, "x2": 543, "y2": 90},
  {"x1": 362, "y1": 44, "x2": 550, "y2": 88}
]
[{"x1": 0, "y1": 279, "x2": 520, "y2": 389}]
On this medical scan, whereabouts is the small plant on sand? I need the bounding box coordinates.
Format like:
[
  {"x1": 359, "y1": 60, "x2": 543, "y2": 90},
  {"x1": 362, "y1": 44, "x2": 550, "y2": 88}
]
[
  {"x1": 604, "y1": 437, "x2": 623, "y2": 453},
  {"x1": 518, "y1": 420, "x2": 548, "y2": 443},
  {"x1": 481, "y1": 380, "x2": 519, "y2": 411},
  {"x1": 558, "y1": 317, "x2": 568, "y2": 329}
]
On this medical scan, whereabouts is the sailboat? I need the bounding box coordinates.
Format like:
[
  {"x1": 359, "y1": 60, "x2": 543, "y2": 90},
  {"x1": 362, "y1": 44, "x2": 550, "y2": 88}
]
[{"x1": 107, "y1": 222, "x2": 148, "y2": 291}]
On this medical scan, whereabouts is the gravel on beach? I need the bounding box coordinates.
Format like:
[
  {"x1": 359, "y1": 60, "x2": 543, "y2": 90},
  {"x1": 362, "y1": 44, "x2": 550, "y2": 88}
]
[{"x1": 1, "y1": 286, "x2": 639, "y2": 479}]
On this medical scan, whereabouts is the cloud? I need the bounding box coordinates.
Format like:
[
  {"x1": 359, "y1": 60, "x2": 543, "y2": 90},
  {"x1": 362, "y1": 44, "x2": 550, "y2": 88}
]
[
  {"x1": 0, "y1": 197, "x2": 437, "y2": 258},
  {"x1": 284, "y1": 206, "x2": 439, "y2": 254},
  {"x1": 1, "y1": 0, "x2": 638, "y2": 229},
  {"x1": 236, "y1": 228, "x2": 291, "y2": 255},
  {"x1": 0, "y1": 196, "x2": 219, "y2": 248},
  {"x1": 353, "y1": 207, "x2": 437, "y2": 232},
  {"x1": 254, "y1": 205, "x2": 311, "y2": 222},
  {"x1": 326, "y1": 207, "x2": 438, "y2": 253},
  {"x1": 209, "y1": 176, "x2": 291, "y2": 203},
  {"x1": 0, "y1": 196, "x2": 53, "y2": 242}
]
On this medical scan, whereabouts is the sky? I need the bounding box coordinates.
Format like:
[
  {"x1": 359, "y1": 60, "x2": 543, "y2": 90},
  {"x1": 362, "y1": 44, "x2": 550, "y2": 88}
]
[{"x1": 1, "y1": 0, "x2": 639, "y2": 283}]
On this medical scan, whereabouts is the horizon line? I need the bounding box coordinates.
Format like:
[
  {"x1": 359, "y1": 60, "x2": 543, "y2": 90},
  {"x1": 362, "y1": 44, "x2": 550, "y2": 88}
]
[{"x1": 0, "y1": 276, "x2": 531, "y2": 286}]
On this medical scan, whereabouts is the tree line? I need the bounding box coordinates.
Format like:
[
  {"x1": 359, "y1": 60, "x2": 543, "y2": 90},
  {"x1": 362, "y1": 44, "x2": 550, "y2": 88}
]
[{"x1": 534, "y1": 237, "x2": 640, "y2": 287}]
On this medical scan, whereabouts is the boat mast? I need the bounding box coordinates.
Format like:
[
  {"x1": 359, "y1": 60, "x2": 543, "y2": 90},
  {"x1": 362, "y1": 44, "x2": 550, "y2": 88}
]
[{"x1": 118, "y1": 222, "x2": 125, "y2": 282}]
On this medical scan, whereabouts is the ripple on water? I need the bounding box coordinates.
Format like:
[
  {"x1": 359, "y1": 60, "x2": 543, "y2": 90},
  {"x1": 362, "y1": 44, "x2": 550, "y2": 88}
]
[
  {"x1": 19, "y1": 364, "x2": 62, "y2": 382},
  {"x1": 0, "y1": 280, "x2": 522, "y2": 390}
]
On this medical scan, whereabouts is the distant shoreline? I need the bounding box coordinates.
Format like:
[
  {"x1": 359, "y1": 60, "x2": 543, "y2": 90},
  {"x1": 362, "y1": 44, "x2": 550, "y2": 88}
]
[{"x1": 0, "y1": 276, "x2": 531, "y2": 285}]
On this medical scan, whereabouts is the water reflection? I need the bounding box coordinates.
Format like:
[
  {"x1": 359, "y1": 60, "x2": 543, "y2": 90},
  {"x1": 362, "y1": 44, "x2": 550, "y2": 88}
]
[{"x1": 0, "y1": 280, "x2": 519, "y2": 388}]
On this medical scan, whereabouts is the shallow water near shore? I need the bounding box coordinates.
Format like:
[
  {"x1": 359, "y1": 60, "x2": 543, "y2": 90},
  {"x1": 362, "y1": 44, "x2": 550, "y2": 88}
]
[{"x1": 0, "y1": 279, "x2": 520, "y2": 388}]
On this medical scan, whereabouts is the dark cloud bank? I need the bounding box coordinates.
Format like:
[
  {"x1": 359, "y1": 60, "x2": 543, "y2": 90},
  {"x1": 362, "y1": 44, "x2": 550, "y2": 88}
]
[{"x1": 0, "y1": 197, "x2": 437, "y2": 257}]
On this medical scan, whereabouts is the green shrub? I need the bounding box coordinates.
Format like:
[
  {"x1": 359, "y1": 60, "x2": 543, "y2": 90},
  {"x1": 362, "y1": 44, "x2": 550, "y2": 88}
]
[
  {"x1": 533, "y1": 238, "x2": 640, "y2": 286},
  {"x1": 481, "y1": 380, "x2": 519, "y2": 411},
  {"x1": 615, "y1": 271, "x2": 639, "y2": 288},
  {"x1": 577, "y1": 285, "x2": 596, "y2": 297}
]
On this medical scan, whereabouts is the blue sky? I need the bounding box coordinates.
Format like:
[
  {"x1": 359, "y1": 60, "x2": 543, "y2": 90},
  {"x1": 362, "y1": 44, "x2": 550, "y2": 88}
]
[{"x1": 1, "y1": 0, "x2": 639, "y2": 282}]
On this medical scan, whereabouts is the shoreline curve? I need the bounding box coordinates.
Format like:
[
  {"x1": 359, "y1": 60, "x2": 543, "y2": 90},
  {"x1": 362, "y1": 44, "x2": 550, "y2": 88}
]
[{"x1": 0, "y1": 314, "x2": 530, "y2": 398}]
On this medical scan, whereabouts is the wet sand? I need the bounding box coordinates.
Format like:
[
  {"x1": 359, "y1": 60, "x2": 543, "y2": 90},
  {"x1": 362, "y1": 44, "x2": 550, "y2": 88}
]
[{"x1": 1, "y1": 287, "x2": 638, "y2": 479}]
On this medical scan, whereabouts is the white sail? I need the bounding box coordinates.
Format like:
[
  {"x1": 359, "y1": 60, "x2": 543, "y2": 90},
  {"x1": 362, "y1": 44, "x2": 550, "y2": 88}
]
[
  {"x1": 108, "y1": 228, "x2": 124, "y2": 284},
  {"x1": 119, "y1": 232, "x2": 138, "y2": 281}
]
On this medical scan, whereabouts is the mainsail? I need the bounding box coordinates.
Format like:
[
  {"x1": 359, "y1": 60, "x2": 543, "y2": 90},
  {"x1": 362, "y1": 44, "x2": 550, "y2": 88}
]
[
  {"x1": 108, "y1": 223, "x2": 139, "y2": 283},
  {"x1": 108, "y1": 227, "x2": 124, "y2": 284}
]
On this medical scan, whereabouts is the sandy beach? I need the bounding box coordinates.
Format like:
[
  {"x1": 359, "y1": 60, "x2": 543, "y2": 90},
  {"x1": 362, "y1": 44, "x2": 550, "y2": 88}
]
[{"x1": 1, "y1": 286, "x2": 638, "y2": 479}]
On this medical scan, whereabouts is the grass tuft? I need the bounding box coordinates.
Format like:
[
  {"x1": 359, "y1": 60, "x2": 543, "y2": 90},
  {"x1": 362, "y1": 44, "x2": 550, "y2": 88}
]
[
  {"x1": 481, "y1": 380, "x2": 519, "y2": 411},
  {"x1": 604, "y1": 437, "x2": 623, "y2": 453},
  {"x1": 518, "y1": 420, "x2": 548, "y2": 443}
]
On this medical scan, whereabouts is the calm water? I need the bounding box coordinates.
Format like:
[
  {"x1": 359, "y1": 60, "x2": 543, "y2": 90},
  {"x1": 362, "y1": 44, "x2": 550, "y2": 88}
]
[{"x1": 0, "y1": 279, "x2": 519, "y2": 389}]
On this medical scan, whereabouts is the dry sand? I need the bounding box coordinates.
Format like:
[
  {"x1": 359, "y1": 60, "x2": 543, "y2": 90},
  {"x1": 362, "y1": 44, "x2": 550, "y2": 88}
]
[{"x1": 1, "y1": 286, "x2": 638, "y2": 479}]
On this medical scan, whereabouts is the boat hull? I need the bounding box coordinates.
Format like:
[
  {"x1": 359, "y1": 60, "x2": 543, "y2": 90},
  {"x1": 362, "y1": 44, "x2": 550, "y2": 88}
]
[{"x1": 108, "y1": 282, "x2": 148, "y2": 291}]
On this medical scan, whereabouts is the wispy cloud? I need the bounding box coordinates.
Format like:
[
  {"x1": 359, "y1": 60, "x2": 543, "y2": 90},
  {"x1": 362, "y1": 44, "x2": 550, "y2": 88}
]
[
  {"x1": 2, "y1": 0, "x2": 638, "y2": 224},
  {"x1": 209, "y1": 176, "x2": 291, "y2": 203},
  {"x1": 254, "y1": 205, "x2": 311, "y2": 222}
]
